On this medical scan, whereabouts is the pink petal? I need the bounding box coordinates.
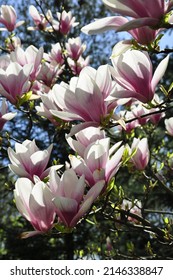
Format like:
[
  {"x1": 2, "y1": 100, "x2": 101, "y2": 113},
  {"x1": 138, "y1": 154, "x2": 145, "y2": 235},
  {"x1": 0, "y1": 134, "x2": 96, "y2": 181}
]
[
  {"x1": 81, "y1": 16, "x2": 128, "y2": 35},
  {"x1": 116, "y1": 18, "x2": 159, "y2": 32},
  {"x1": 151, "y1": 55, "x2": 169, "y2": 92},
  {"x1": 106, "y1": 145, "x2": 124, "y2": 182},
  {"x1": 67, "y1": 122, "x2": 99, "y2": 137},
  {"x1": 70, "y1": 180, "x2": 105, "y2": 227}
]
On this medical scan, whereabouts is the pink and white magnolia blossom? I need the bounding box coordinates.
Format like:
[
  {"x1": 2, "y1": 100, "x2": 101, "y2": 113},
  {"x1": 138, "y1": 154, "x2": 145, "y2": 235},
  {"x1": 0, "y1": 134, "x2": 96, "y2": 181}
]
[
  {"x1": 66, "y1": 37, "x2": 86, "y2": 61},
  {"x1": 8, "y1": 139, "x2": 62, "y2": 181},
  {"x1": 69, "y1": 138, "x2": 124, "y2": 187},
  {"x1": 52, "y1": 10, "x2": 79, "y2": 35},
  {"x1": 102, "y1": 0, "x2": 173, "y2": 29},
  {"x1": 110, "y1": 50, "x2": 169, "y2": 103},
  {"x1": 44, "y1": 42, "x2": 64, "y2": 66},
  {"x1": 82, "y1": 0, "x2": 173, "y2": 35},
  {"x1": 82, "y1": 16, "x2": 160, "y2": 45},
  {"x1": 0, "y1": 5, "x2": 24, "y2": 32},
  {"x1": 66, "y1": 126, "x2": 105, "y2": 158},
  {"x1": 49, "y1": 169, "x2": 105, "y2": 228},
  {"x1": 28, "y1": 5, "x2": 52, "y2": 31},
  {"x1": 82, "y1": 0, "x2": 173, "y2": 45},
  {"x1": 10, "y1": 45, "x2": 44, "y2": 80},
  {"x1": 36, "y1": 62, "x2": 63, "y2": 89},
  {"x1": 0, "y1": 62, "x2": 32, "y2": 105},
  {"x1": 14, "y1": 177, "x2": 56, "y2": 238},
  {"x1": 165, "y1": 117, "x2": 173, "y2": 136},
  {"x1": 35, "y1": 90, "x2": 63, "y2": 126},
  {"x1": 129, "y1": 138, "x2": 150, "y2": 171},
  {"x1": 67, "y1": 55, "x2": 90, "y2": 76},
  {"x1": 50, "y1": 65, "x2": 118, "y2": 136},
  {"x1": 0, "y1": 99, "x2": 17, "y2": 130}
]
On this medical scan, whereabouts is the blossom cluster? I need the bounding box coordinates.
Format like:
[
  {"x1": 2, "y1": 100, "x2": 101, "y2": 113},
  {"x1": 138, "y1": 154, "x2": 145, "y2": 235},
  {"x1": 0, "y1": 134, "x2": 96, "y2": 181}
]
[{"x1": 0, "y1": 1, "x2": 172, "y2": 239}]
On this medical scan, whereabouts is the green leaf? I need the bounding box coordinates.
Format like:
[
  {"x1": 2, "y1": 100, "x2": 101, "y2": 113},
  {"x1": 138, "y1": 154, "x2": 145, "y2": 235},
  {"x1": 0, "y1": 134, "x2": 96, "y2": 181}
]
[
  {"x1": 160, "y1": 85, "x2": 168, "y2": 96},
  {"x1": 54, "y1": 223, "x2": 73, "y2": 233},
  {"x1": 85, "y1": 219, "x2": 95, "y2": 225},
  {"x1": 16, "y1": 91, "x2": 32, "y2": 108},
  {"x1": 168, "y1": 82, "x2": 173, "y2": 93}
]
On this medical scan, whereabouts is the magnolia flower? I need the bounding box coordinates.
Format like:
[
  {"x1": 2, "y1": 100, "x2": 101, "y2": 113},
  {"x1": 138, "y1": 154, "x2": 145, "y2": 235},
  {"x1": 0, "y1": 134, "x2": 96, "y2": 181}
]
[
  {"x1": 66, "y1": 37, "x2": 86, "y2": 61},
  {"x1": 50, "y1": 64, "x2": 118, "y2": 135},
  {"x1": 8, "y1": 139, "x2": 62, "y2": 181},
  {"x1": 102, "y1": 0, "x2": 173, "y2": 30},
  {"x1": 28, "y1": 5, "x2": 52, "y2": 31},
  {"x1": 35, "y1": 89, "x2": 62, "y2": 126},
  {"x1": 69, "y1": 138, "x2": 124, "y2": 187},
  {"x1": 36, "y1": 62, "x2": 63, "y2": 88},
  {"x1": 110, "y1": 50, "x2": 169, "y2": 103},
  {"x1": 0, "y1": 62, "x2": 32, "y2": 105},
  {"x1": 52, "y1": 10, "x2": 79, "y2": 35},
  {"x1": 82, "y1": 16, "x2": 161, "y2": 45},
  {"x1": 0, "y1": 5, "x2": 24, "y2": 32},
  {"x1": 45, "y1": 42, "x2": 64, "y2": 66},
  {"x1": 0, "y1": 99, "x2": 17, "y2": 130},
  {"x1": 66, "y1": 126, "x2": 105, "y2": 158},
  {"x1": 129, "y1": 138, "x2": 150, "y2": 170},
  {"x1": 82, "y1": 0, "x2": 173, "y2": 36},
  {"x1": 14, "y1": 177, "x2": 56, "y2": 237},
  {"x1": 165, "y1": 117, "x2": 173, "y2": 136},
  {"x1": 67, "y1": 55, "x2": 90, "y2": 76},
  {"x1": 49, "y1": 169, "x2": 105, "y2": 228},
  {"x1": 10, "y1": 45, "x2": 44, "y2": 80}
]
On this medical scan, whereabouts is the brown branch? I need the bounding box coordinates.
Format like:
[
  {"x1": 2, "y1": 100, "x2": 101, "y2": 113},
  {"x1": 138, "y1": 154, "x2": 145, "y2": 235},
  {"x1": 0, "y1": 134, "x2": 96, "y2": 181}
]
[{"x1": 111, "y1": 104, "x2": 173, "y2": 128}]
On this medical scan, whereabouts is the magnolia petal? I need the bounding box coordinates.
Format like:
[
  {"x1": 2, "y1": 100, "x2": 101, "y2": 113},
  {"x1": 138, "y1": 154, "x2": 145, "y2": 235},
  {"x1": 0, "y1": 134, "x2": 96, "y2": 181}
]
[
  {"x1": 102, "y1": 0, "x2": 139, "y2": 17},
  {"x1": 81, "y1": 16, "x2": 128, "y2": 35},
  {"x1": 151, "y1": 55, "x2": 169, "y2": 92},
  {"x1": 61, "y1": 169, "x2": 79, "y2": 198},
  {"x1": 111, "y1": 40, "x2": 132, "y2": 58},
  {"x1": 84, "y1": 138, "x2": 109, "y2": 171},
  {"x1": 109, "y1": 141, "x2": 123, "y2": 157},
  {"x1": 66, "y1": 136, "x2": 85, "y2": 157},
  {"x1": 76, "y1": 71, "x2": 104, "y2": 122},
  {"x1": 53, "y1": 196, "x2": 78, "y2": 213},
  {"x1": 116, "y1": 17, "x2": 159, "y2": 32},
  {"x1": 70, "y1": 180, "x2": 105, "y2": 227},
  {"x1": 30, "y1": 182, "x2": 51, "y2": 207},
  {"x1": 110, "y1": 89, "x2": 151, "y2": 103},
  {"x1": 48, "y1": 169, "x2": 61, "y2": 195},
  {"x1": 7, "y1": 147, "x2": 21, "y2": 165},
  {"x1": 14, "y1": 178, "x2": 34, "y2": 220},
  {"x1": 9, "y1": 164, "x2": 31, "y2": 178},
  {"x1": 41, "y1": 165, "x2": 63, "y2": 180},
  {"x1": 50, "y1": 109, "x2": 82, "y2": 121},
  {"x1": 69, "y1": 154, "x2": 94, "y2": 186},
  {"x1": 2, "y1": 111, "x2": 17, "y2": 120},
  {"x1": 106, "y1": 145, "x2": 124, "y2": 182},
  {"x1": 67, "y1": 122, "x2": 99, "y2": 137},
  {"x1": 95, "y1": 64, "x2": 113, "y2": 99}
]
